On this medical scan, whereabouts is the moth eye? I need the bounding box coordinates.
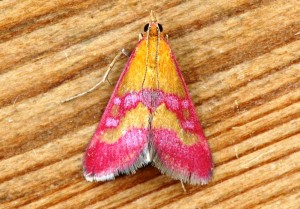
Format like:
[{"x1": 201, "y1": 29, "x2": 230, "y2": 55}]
[
  {"x1": 144, "y1": 23, "x2": 150, "y2": 32},
  {"x1": 158, "y1": 23, "x2": 163, "y2": 32}
]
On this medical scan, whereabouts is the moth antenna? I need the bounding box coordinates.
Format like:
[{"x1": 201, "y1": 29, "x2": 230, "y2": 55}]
[{"x1": 150, "y1": 10, "x2": 157, "y2": 22}]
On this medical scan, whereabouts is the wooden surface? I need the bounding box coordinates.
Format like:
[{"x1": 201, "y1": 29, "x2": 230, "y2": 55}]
[{"x1": 0, "y1": 0, "x2": 299, "y2": 208}]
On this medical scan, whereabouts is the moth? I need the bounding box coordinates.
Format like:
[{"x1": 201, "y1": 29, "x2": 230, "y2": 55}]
[{"x1": 82, "y1": 12, "x2": 213, "y2": 185}]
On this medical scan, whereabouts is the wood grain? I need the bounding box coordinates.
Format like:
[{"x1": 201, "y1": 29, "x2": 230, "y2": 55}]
[{"x1": 0, "y1": 0, "x2": 299, "y2": 208}]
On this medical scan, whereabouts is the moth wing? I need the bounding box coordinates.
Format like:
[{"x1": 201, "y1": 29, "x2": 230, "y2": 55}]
[
  {"x1": 83, "y1": 129, "x2": 148, "y2": 182},
  {"x1": 83, "y1": 39, "x2": 151, "y2": 181},
  {"x1": 151, "y1": 39, "x2": 213, "y2": 185}
]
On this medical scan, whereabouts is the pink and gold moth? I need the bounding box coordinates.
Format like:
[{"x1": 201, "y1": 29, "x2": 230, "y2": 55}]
[{"x1": 83, "y1": 12, "x2": 213, "y2": 185}]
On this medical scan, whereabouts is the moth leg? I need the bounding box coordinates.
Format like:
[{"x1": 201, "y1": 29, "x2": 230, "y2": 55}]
[
  {"x1": 164, "y1": 34, "x2": 168, "y2": 41},
  {"x1": 180, "y1": 180, "x2": 187, "y2": 193},
  {"x1": 62, "y1": 48, "x2": 130, "y2": 103},
  {"x1": 106, "y1": 48, "x2": 130, "y2": 85},
  {"x1": 139, "y1": 33, "x2": 143, "y2": 41}
]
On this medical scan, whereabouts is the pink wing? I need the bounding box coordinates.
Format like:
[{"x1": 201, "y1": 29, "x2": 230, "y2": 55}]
[
  {"x1": 149, "y1": 42, "x2": 213, "y2": 185},
  {"x1": 83, "y1": 41, "x2": 151, "y2": 182}
]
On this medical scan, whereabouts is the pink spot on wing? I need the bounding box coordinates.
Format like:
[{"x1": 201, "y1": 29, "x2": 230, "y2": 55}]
[
  {"x1": 114, "y1": 97, "x2": 121, "y2": 105},
  {"x1": 165, "y1": 95, "x2": 179, "y2": 110},
  {"x1": 140, "y1": 89, "x2": 164, "y2": 112},
  {"x1": 181, "y1": 100, "x2": 189, "y2": 108},
  {"x1": 105, "y1": 117, "x2": 119, "y2": 127},
  {"x1": 124, "y1": 93, "x2": 139, "y2": 109},
  {"x1": 182, "y1": 120, "x2": 194, "y2": 130}
]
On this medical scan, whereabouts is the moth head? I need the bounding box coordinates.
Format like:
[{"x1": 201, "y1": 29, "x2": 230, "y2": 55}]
[{"x1": 143, "y1": 10, "x2": 163, "y2": 36}]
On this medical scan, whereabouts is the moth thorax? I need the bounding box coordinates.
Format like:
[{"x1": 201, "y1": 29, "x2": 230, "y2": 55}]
[{"x1": 148, "y1": 24, "x2": 160, "y2": 36}]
